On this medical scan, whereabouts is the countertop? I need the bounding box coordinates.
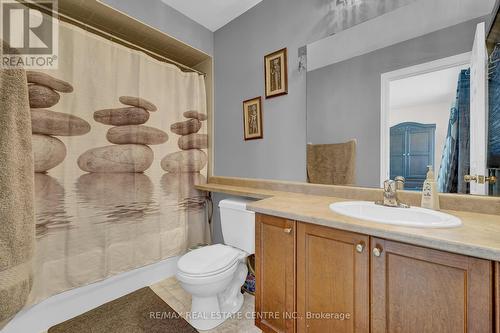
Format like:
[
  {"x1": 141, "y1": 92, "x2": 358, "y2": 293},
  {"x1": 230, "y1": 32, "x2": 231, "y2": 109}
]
[{"x1": 196, "y1": 182, "x2": 500, "y2": 261}]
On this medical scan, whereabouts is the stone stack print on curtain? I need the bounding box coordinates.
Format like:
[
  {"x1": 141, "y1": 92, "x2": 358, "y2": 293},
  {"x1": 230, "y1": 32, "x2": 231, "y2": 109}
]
[
  {"x1": 28, "y1": 19, "x2": 208, "y2": 305},
  {"x1": 162, "y1": 111, "x2": 208, "y2": 210}
]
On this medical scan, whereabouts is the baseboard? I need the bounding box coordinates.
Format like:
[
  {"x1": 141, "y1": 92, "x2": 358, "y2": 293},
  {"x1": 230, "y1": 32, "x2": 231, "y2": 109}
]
[{"x1": 1, "y1": 256, "x2": 180, "y2": 333}]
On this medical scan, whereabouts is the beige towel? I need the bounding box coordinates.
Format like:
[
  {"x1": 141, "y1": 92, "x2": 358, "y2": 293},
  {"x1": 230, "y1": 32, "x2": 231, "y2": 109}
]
[
  {"x1": 0, "y1": 40, "x2": 35, "y2": 328},
  {"x1": 307, "y1": 140, "x2": 356, "y2": 185}
]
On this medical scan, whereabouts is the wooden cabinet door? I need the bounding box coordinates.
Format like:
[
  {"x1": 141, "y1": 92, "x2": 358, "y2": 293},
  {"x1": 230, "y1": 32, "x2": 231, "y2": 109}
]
[
  {"x1": 255, "y1": 214, "x2": 296, "y2": 333},
  {"x1": 297, "y1": 222, "x2": 370, "y2": 333},
  {"x1": 495, "y1": 262, "x2": 500, "y2": 333},
  {"x1": 371, "y1": 237, "x2": 493, "y2": 333}
]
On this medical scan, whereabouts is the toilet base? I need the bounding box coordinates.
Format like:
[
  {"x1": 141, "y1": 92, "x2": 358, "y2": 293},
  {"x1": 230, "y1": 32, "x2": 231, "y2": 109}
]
[{"x1": 188, "y1": 262, "x2": 248, "y2": 331}]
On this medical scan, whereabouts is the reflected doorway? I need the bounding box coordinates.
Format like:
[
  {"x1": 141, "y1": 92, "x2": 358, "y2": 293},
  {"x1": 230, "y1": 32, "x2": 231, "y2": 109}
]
[{"x1": 381, "y1": 52, "x2": 471, "y2": 192}]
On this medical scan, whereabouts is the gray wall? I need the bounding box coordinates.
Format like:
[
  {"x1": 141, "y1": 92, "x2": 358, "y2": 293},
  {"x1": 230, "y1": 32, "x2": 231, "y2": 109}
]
[
  {"x1": 211, "y1": 0, "x2": 371, "y2": 244},
  {"x1": 102, "y1": 0, "x2": 214, "y2": 56},
  {"x1": 307, "y1": 19, "x2": 483, "y2": 187},
  {"x1": 211, "y1": 1, "x2": 492, "y2": 242},
  {"x1": 213, "y1": 0, "x2": 337, "y2": 181}
]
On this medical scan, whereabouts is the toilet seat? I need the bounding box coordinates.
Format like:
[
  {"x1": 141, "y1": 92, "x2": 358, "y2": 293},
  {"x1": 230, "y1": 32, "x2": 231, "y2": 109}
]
[
  {"x1": 177, "y1": 244, "x2": 246, "y2": 283},
  {"x1": 177, "y1": 260, "x2": 239, "y2": 285}
]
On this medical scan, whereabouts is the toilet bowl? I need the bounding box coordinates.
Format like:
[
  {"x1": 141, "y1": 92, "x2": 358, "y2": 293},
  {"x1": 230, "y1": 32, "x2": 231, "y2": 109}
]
[
  {"x1": 176, "y1": 244, "x2": 249, "y2": 330},
  {"x1": 175, "y1": 198, "x2": 255, "y2": 331}
]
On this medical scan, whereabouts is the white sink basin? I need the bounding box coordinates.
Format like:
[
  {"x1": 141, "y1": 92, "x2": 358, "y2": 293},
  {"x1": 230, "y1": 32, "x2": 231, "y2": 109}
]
[{"x1": 329, "y1": 201, "x2": 462, "y2": 228}]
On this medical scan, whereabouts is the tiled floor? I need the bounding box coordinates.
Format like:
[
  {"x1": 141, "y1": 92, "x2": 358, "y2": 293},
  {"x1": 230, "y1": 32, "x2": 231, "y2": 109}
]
[{"x1": 151, "y1": 277, "x2": 261, "y2": 333}]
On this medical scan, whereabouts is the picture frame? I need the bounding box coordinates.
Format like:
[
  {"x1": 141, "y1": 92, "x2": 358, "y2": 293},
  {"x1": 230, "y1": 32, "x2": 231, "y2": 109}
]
[
  {"x1": 264, "y1": 48, "x2": 288, "y2": 98},
  {"x1": 243, "y1": 97, "x2": 263, "y2": 140}
]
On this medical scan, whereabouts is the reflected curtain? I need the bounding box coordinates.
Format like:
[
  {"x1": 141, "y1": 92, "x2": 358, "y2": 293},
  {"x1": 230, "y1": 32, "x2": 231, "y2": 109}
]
[
  {"x1": 27, "y1": 20, "x2": 209, "y2": 305},
  {"x1": 437, "y1": 69, "x2": 470, "y2": 193},
  {"x1": 489, "y1": 44, "x2": 500, "y2": 167}
]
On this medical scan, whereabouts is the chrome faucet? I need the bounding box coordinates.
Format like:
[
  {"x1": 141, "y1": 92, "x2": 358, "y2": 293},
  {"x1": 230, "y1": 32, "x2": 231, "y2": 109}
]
[{"x1": 376, "y1": 178, "x2": 409, "y2": 208}]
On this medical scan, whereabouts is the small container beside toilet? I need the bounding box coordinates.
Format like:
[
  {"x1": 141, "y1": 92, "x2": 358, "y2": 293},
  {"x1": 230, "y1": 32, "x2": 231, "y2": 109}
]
[{"x1": 176, "y1": 198, "x2": 255, "y2": 331}]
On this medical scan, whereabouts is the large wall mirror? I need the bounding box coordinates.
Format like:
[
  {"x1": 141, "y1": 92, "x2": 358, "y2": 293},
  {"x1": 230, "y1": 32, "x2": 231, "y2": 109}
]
[{"x1": 306, "y1": 0, "x2": 500, "y2": 196}]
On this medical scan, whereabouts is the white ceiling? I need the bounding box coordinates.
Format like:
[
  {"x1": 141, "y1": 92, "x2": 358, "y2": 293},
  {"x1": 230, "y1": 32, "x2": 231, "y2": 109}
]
[
  {"x1": 160, "y1": 0, "x2": 264, "y2": 32},
  {"x1": 390, "y1": 64, "x2": 469, "y2": 109}
]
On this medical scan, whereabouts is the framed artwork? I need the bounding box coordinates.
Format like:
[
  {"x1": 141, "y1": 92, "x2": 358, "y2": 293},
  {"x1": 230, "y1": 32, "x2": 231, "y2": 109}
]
[
  {"x1": 264, "y1": 48, "x2": 288, "y2": 98},
  {"x1": 243, "y1": 97, "x2": 263, "y2": 140}
]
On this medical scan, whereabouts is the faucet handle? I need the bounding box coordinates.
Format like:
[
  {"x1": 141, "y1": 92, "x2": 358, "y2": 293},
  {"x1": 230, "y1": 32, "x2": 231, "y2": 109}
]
[
  {"x1": 394, "y1": 176, "x2": 405, "y2": 190},
  {"x1": 394, "y1": 176, "x2": 405, "y2": 182}
]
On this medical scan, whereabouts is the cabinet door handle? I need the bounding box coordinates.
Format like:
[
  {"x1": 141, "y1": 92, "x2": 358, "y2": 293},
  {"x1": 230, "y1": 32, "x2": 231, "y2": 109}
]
[
  {"x1": 373, "y1": 247, "x2": 383, "y2": 257},
  {"x1": 355, "y1": 242, "x2": 365, "y2": 253},
  {"x1": 283, "y1": 228, "x2": 292, "y2": 234}
]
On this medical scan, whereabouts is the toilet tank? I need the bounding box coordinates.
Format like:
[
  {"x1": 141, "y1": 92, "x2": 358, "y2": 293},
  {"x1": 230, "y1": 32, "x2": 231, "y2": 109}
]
[{"x1": 219, "y1": 198, "x2": 255, "y2": 254}]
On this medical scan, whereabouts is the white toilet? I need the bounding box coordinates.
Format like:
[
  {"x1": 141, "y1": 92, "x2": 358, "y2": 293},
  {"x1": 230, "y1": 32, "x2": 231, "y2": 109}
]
[{"x1": 176, "y1": 198, "x2": 255, "y2": 330}]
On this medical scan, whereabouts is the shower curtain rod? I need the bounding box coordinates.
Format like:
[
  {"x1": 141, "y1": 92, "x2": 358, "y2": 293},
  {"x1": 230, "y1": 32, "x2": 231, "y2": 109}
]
[{"x1": 25, "y1": 2, "x2": 207, "y2": 77}]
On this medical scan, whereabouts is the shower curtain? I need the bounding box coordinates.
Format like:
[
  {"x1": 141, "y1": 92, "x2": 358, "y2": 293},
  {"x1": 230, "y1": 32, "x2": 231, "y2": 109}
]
[
  {"x1": 27, "y1": 20, "x2": 209, "y2": 305},
  {"x1": 437, "y1": 69, "x2": 470, "y2": 193}
]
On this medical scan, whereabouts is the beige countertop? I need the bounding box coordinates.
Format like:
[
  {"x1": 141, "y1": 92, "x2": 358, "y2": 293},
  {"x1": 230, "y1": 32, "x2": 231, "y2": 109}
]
[
  {"x1": 196, "y1": 182, "x2": 500, "y2": 261},
  {"x1": 196, "y1": 183, "x2": 281, "y2": 199}
]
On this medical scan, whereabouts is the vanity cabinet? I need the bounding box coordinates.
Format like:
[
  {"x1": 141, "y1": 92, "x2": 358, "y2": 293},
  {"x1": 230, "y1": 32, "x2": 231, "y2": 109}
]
[
  {"x1": 371, "y1": 237, "x2": 492, "y2": 333},
  {"x1": 255, "y1": 214, "x2": 495, "y2": 333},
  {"x1": 255, "y1": 214, "x2": 296, "y2": 333},
  {"x1": 297, "y1": 223, "x2": 369, "y2": 333},
  {"x1": 495, "y1": 262, "x2": 500, "y2": 333}
]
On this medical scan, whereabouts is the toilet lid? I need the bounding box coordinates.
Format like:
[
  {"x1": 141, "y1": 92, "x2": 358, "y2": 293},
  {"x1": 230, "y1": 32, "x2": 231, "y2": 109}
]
[{"x1": 177, "y1": 244, "x2": 243, "y2": 276}]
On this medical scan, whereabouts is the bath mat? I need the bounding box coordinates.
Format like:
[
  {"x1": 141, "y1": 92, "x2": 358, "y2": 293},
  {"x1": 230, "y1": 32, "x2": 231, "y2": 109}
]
[{"x1": 48, "y1": 287, "x2": 197, "y2": 333}]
